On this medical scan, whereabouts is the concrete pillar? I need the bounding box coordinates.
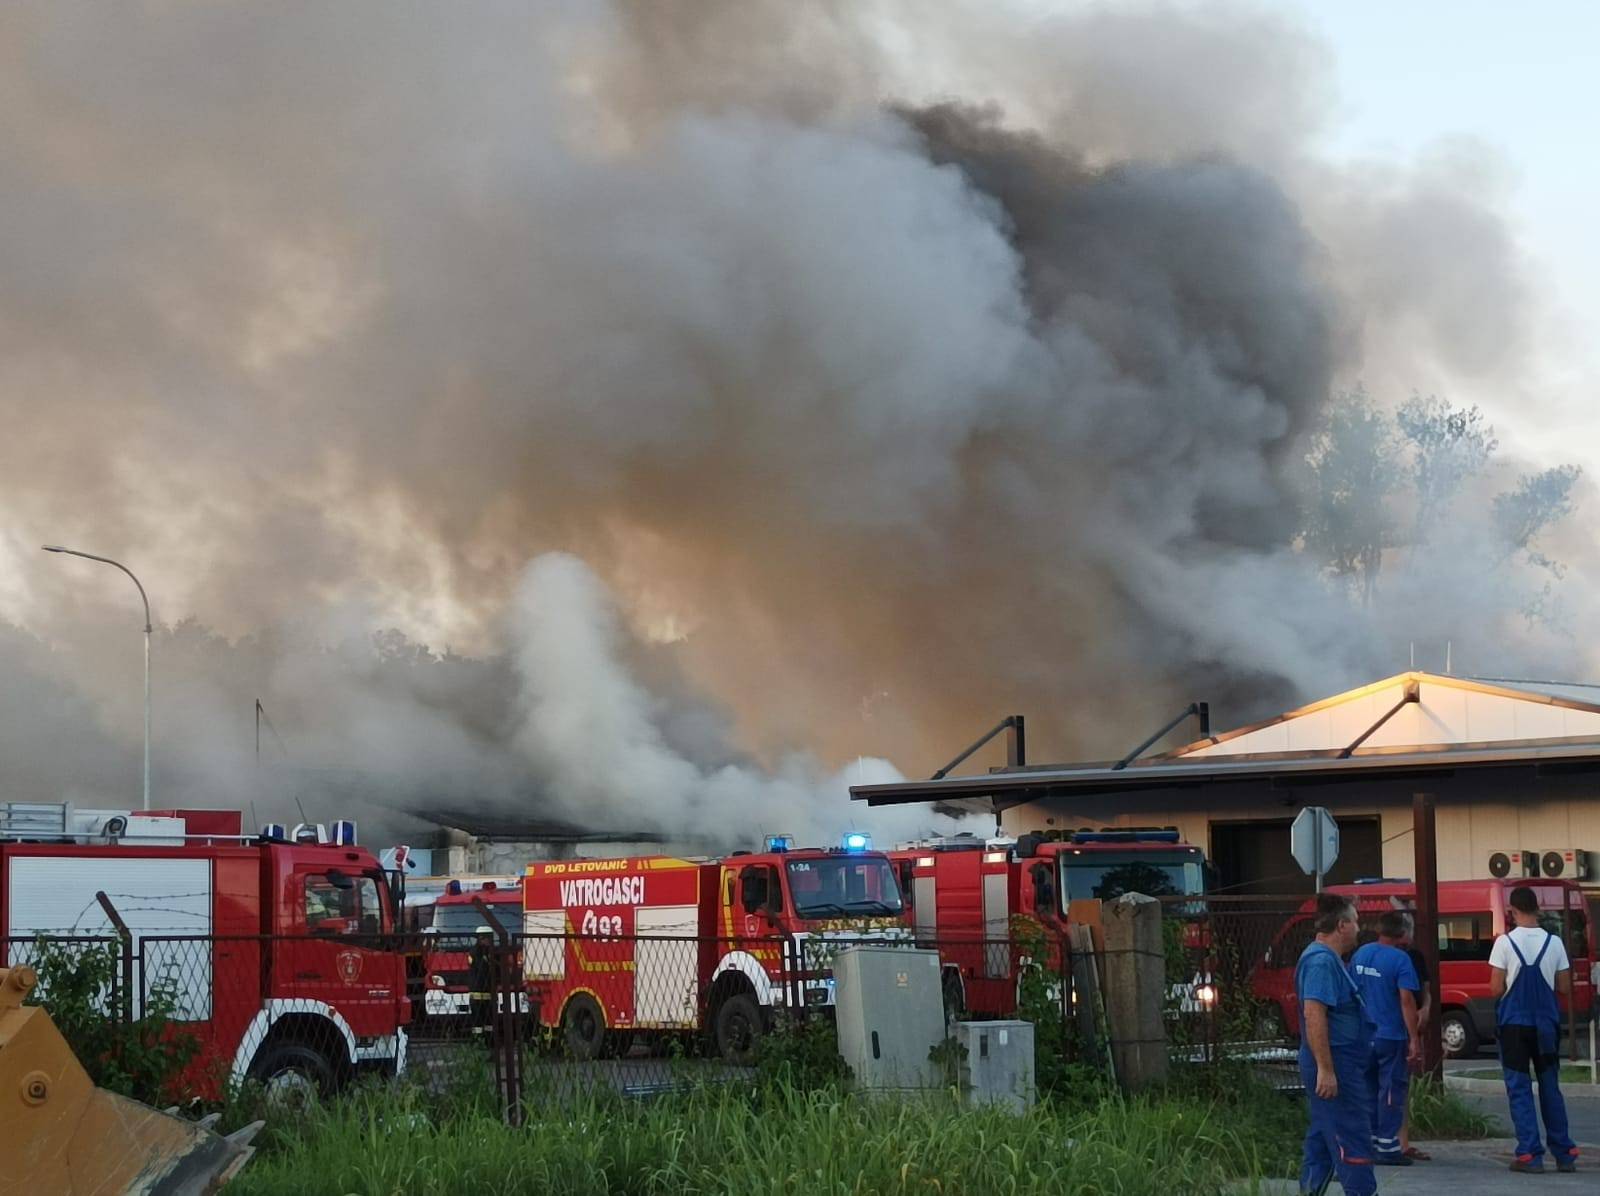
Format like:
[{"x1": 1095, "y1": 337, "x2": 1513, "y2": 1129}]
[{"x1": 1101, "y1": 892, "x2": 1168, "y2": 1092}]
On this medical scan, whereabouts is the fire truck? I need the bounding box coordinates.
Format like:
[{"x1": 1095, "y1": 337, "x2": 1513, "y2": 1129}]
[
  {"x1": 521, "y1": 835, "x2": 907, "y2": 1064},
  {"x1": 889, "y1": 829, "x2": 1211, "y2": 1019},
  {"x1": 420, "y1": 879, "x2": 525, "y2": 1020},
  {"x1": 0, "y1": 802, "x2": 410, "y2": 1101}
]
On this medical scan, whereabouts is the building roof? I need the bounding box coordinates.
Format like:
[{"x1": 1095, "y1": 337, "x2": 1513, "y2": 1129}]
[
  {"x1": 850, "y1": 671, "x2": 1600, "y2": 811},
  {"x1": 422, "y1": 807, "x2": 662, "y2": 842}
]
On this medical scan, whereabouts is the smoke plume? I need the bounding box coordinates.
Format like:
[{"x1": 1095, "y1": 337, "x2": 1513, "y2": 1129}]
[{"x1": 0, "y1": 2, "x2": 1590, "y2": 841}]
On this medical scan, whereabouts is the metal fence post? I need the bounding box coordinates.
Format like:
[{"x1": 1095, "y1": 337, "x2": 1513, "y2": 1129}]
[
  {"x1": 500, "y1": 934, "x2": 523, "y2": 1126},
  {"x1": 472, "y1": 895, "x2": 521, "y2": 1124},
  {"x1": 95, "y1": 891, "x2": 135, "y2": 1022}
]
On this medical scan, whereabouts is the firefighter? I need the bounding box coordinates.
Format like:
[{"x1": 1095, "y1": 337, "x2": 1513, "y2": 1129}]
[
  {"x1": 468, "y1": 926, "x2": 496, "y2": 1045},
  {"x1": 1489, "y1": 886, "x2": 1578, "y2": 1174},
  {"x1": 1295, "y1": 893, "x2": 1375, "y2": 1196}
]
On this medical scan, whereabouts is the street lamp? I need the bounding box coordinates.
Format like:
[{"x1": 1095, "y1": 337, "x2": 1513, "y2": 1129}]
[{"x1": 42, "y1": 545, "x2": 153, "y2": 811}]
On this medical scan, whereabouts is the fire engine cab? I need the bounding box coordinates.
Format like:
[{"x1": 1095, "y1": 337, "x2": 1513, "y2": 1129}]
[
  {"x1": 522, "y1": 835, "x2": 908, "y2": 1064},
  {"x1": 890, "y1": 829, "x2": 1208, "y2": 1018},
  {"x1": 421, "y1": 879, "x2": 524, "y2": 1019},
  {"x1": 0, "y1": 802, "x2": 410, "y2": 1100}
]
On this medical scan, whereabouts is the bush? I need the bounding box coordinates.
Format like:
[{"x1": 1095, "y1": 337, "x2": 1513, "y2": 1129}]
[
  {"x1": 756, "y1": 1013, "x2": 851, "y2": 1091},
  {"x1": 26, "y1": 936, "x2": 200, "y2": 1105}
]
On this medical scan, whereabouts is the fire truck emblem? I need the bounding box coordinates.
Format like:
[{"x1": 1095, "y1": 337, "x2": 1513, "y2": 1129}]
[{"x1": 336, "y1": 949, "x2": 363, "y2": 984}]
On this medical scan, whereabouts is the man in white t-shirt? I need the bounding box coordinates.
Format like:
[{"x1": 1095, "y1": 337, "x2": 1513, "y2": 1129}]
[
  {"x1": 1488, "y1": 886, "x2": 1577, "y2": 1174},
  {"x1": 1489, "y1": 909, "x2": 1572, "y2": 992}
]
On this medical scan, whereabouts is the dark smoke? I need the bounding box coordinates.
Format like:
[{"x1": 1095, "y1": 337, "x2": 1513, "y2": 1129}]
[{"x1": 0, "y1": 2, "x2": 1587, "y2": 842}]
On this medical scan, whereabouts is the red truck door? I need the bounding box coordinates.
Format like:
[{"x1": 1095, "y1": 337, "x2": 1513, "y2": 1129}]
[{"x1": 280, "y1": 863, "x2": 401, "y2": 1038}]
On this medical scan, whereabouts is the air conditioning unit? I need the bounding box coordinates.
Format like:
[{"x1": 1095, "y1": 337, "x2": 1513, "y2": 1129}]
[
  {"x1": 1487, "y1": 850, "x2": 1540, "y2": 879},
  {"x1": 1538, "y1": 849, "x2": 1594, "y2": 881}
]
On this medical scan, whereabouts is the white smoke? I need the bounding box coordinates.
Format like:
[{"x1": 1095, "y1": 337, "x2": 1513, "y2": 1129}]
[{"x1": 512, "y1": 552, "x2": 971, "y2": 847}]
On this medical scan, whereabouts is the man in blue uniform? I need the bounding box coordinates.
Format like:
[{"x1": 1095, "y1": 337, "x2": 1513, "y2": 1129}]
[
  {"x1": 1351, "y1": 911, "x2": 1421, "y2": 1165},
  {"x1": 1296, "y1": 892, "x2": 1375, "y2": 1196},
  {"x1": 1490, "y1": 886, "x2": 1578, "y2": 1174}
]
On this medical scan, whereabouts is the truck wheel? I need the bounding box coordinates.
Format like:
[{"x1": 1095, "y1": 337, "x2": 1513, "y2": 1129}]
[
  {"x1": 251, "y1": 1042, "x2": 336, "y2": 1107},
  {"x1": 714, "y1": 993, "x2": 764, "y2": 1066},
  {"x1": 562, "y1": 993, "x2": 609, "y2": 1061},
  {"x1": 1440, "y1": 1009, "x2": 1479, "y2": 1058}
]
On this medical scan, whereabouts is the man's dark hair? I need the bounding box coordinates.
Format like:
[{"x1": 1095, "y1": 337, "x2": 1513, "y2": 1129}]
[
  {"x1": 1509, "y1": 886, "x2": 1539, "y2": 916},
  {"x1": 1315, "y1": 893, "x2": 1357, "y2": 934},
  {"x1": 1378, "y1": 910, "x2": 1412, "y2": 939}
]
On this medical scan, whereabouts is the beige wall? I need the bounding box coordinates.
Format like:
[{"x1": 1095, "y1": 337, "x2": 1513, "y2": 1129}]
[{"x1": 1001, "y1": 776, "x2": 1600, "y2": 886}]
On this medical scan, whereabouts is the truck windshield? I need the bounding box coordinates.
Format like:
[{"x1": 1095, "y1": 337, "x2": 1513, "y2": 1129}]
[
  {"x1": 785, "y1": 857, "x2": 904, "y2": 918},
  {"x1": 432, "y1": 902, "x2": 517, "y2": 937},
  {"x1": 1060, "y1": 851, "x2": 1205, "y2": 902}
]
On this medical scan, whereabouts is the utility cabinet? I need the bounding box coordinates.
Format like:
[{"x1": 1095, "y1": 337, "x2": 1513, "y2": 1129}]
[
  {"x1": 954, "y1": 1020, "x2": 1035, "y2": 1113},
  {"x1": 833, "y1": 946, "x2": 944, "y2": 1092}
]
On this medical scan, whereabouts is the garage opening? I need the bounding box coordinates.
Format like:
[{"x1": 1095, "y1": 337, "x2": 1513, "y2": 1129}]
[{"x1": 1208, "y1": 816, "x2": 1383, "y2": 895}]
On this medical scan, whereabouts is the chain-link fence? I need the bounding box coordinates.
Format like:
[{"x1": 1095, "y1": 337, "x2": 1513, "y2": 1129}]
[
  {"x1": 7, "y1": 897, "x2": 1318, "y2": 1118},
  {"x1": 1160, "y1": 894, "x2": 1310, "y2": 1091}
]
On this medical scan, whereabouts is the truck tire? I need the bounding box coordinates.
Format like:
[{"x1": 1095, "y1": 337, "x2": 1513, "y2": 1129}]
[
  {"x1": 1440, "y1": 1009, "x2": 1479, "y2": 1058},
  {"x1": 250, "y1": 1042, "x2": 337, "y2": 1107},
  {"x1": 713, "y1": 993, "x2": 764, "y2": 1066},
  {"x1": 562, "y1": 993, "x2": 609, "y2": 1061}
]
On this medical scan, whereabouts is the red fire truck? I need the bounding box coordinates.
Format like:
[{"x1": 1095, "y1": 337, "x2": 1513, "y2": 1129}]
[
  {"x1": 521, "y1": 835, "x2": 907, "y2": 1064},
  {"x1": 420, "y1": 879, "x2": 524, "y2": 1020},
  {"x1": 0, "y1": 803, "x2": 410, "y2": 1101},
  {"x1": 890, "y1": 829, "x2": 1210, "y2": 1018}
]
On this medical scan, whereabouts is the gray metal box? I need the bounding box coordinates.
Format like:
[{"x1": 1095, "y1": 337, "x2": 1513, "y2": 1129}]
[
  {"x1": 954, "y1": 1020, "x2": 1035, "y2": 1113},
  {"x1": 833, "y1": 946, "x2": 944, "y2": 1092}
]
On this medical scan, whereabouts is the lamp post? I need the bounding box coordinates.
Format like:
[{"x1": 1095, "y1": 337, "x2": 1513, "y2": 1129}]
[{"x1": 42, "y1": 545, "x2": 152, "y2": 811}]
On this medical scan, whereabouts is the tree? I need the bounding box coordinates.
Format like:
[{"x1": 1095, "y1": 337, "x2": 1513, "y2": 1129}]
[
  {"x1": 1300, "y1": 387, "x2": 1404, "y2": 605},
  {"x1": 1395, "y1": 393, "x2": 1497, "y2": 536},
  {"x1": 1493, "y1": 464, "x2": 1583, "y2": 574}
]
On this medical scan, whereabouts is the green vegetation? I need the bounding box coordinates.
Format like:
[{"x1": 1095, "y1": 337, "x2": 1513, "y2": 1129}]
[
  {"x1": 1407, "y1": 1075, "x2": 1497, "y2": 1139},
  {"x1": 1455, "y1": 1066, "x2": 1598, "y2": 1088},
  {"x1": 756, "y1": 1012, "x2": 852, "y2": 1090},
  {"x1": 26, "y1": 936, "x2": 199, "y2": 1105},
  {"x1": 232, "y1": 1079, "x2": 1300, "y2": 1196}
]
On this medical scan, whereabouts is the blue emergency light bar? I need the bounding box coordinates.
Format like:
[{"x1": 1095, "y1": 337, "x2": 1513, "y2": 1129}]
[
  {"x1": 260, "y1": 823, "x2": 287, "y2": 841},
  {"x1": 842, "y1": 832, "x2": 871, "y2": 852},
  {"x1": 331, "y1": 819, "x2": 357, "y2": 846},
  {"x1": 1070, "y1": 830, "x2": 1181, "y2": 845},
  {"x1": 445, "y1": 880, "x2": 463, "y2": 896},
  {"x1": 765, "y1": 834, "x2": 795, "y2": 853}
]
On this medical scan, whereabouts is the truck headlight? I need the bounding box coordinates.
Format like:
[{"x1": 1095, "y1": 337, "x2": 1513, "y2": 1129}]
[
  {"x1": 430, "y1": 974, "x2": 446, "y2": 988},
  {"x1": 1194, "y1": 982, "x2": 1218, "y2": 1007}
]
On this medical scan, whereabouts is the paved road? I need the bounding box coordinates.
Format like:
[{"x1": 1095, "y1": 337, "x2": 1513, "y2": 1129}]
[
  {"x1": 1446, "y1": 1050, "x2": 1600, "y2": 1144},
  {"x1": 1254, "y1": 1138, "x2": 1596, "y2": 1193},
  {"x1": 1252, "y1": 1053, "x2": 1600, "y2": 1191}
]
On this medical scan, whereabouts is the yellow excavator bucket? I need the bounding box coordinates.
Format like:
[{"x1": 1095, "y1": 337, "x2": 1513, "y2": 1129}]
[{"x1": 0, "y1": 965, "x2": 263, "y2": 1195}]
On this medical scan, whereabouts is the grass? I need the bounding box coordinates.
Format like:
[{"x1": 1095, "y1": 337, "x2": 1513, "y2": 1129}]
[
  {"x1": 1408, "y1": 1075, "x2": 1497, "y2": 1139},
  {"x1": 1458, "y1": 1064, "x2": 1598, "y2": 1086},
  {"x1": 230, "y1": 1078, "x2": 1302, "y2": 1195}
]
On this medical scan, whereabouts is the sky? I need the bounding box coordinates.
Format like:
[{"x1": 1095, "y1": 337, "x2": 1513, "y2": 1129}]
[
  {"x1": 3, "y1": 0, "x2": 1599, "y2": 827},
  {"x1": 1275, "y1": 0, "x2": 1600, "y2": 464}
]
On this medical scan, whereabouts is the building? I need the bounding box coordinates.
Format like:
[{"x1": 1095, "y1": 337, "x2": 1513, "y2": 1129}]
[
  {"x1": 852, "y1": 672, "x2": 1600, "y2": 896},
  {"x1": 409, "y1": 808, "x2": 676, "y2": 874}
]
